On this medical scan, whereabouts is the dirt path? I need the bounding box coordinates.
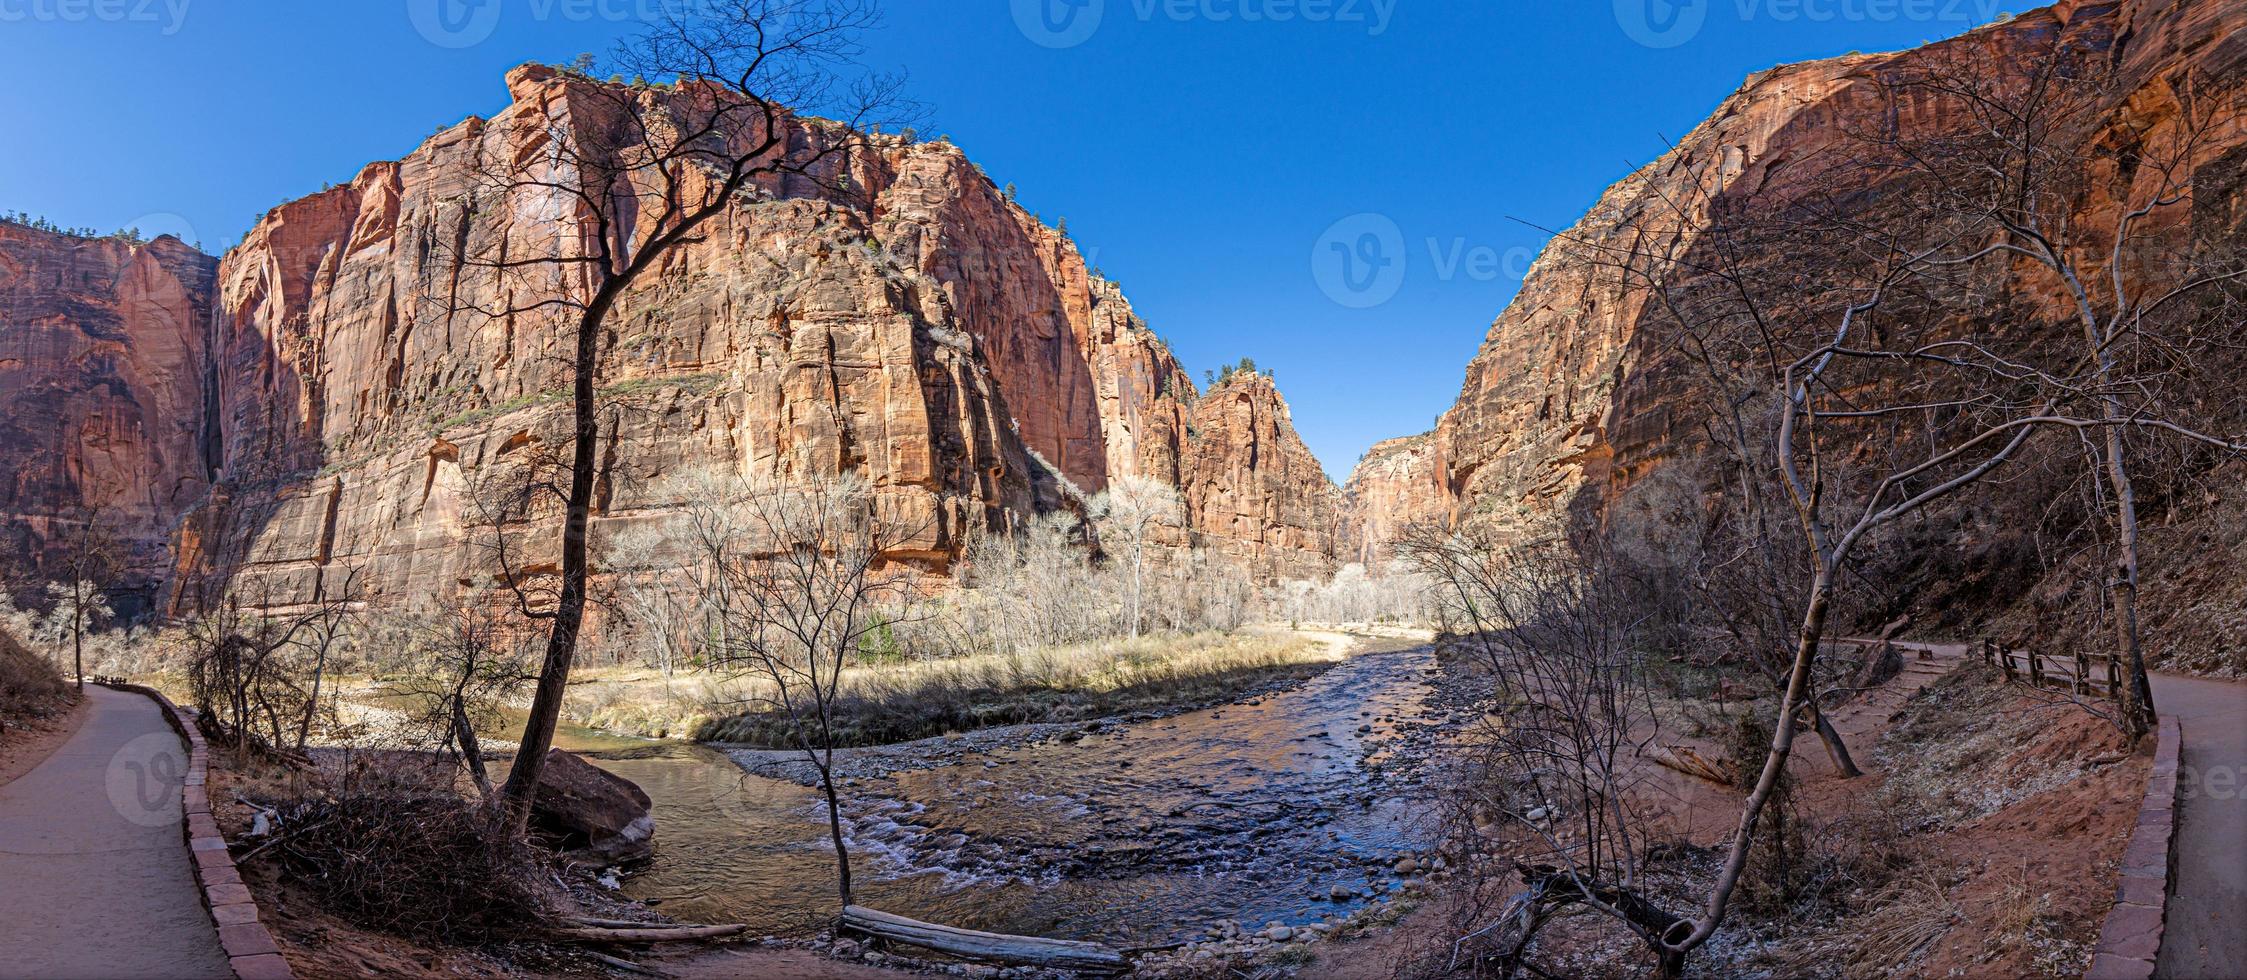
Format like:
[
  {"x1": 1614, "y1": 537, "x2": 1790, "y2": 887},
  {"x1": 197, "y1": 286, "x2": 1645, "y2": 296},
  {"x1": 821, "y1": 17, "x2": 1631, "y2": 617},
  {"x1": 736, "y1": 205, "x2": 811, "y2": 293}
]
[
  {"x1": 0, "y1": 686, "x2": 231, "y2": 979},
  {"x1": 2150, "y1": 672, "x2": 2247, "y2": 978}
]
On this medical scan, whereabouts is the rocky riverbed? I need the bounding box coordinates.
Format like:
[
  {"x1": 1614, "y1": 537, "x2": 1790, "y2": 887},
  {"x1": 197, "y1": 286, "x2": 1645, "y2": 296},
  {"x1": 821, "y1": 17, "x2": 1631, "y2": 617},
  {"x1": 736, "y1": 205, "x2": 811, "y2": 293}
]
[{"x1": 586, "y1": 634, "x2": 1469, "y2": 948}]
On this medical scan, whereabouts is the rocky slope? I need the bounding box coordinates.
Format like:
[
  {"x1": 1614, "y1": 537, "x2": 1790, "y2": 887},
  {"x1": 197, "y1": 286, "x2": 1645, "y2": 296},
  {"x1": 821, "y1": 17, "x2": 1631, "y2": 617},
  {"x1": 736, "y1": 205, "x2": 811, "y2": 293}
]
[
  {"x1": 3, "y1": 65, "x2": 1340, "y2": 615},
  {"x1": 0, "y1": 223, "x2": 217, "y2": 610},
  {"x1": 1352, "y1": 0, "x2": 2247, "y2": 652}
]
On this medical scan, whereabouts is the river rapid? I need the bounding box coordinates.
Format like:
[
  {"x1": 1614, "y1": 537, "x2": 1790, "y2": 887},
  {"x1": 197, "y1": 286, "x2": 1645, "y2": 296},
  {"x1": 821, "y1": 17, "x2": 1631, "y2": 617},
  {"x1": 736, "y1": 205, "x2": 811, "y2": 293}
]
[{"x1": 577, "y1": 635, "x2": 1460, "y2": 946}]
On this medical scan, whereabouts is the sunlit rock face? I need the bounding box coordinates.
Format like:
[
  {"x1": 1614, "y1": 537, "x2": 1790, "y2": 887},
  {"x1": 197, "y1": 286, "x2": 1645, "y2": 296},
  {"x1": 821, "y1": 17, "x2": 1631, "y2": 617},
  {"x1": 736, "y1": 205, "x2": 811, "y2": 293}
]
[
  {"x1": 1181, "y1": 373, "x2": 1343, "y2": 583},
  {"x1": 1355, "y1": 0, "x2": 2247, "y2": 582},
  {"x1": 1339, "y1": 433, "x2": 1446, "y2": 568},
  {"x1": 0, "y1": 67, "x2": 1341, "y2": 614},
  {"x1": 0, "y1": 223, "x2": 217, "y2": 611}
]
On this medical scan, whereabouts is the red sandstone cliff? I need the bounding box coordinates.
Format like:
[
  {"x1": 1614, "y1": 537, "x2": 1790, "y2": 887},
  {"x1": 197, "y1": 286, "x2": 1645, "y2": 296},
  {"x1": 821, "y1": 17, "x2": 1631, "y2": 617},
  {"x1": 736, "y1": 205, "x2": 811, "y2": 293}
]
[
  {"x1": 1182, "y1": 373, "x2": 1341, "y2": 581},
  {"x1": 1344, "y1": 0, "x2": 2247, "y2": 665},
  {"x1": 145, "y1": 65, "x2": 1336, "y2": 610},
  {"x1": 1339, "y1": 433, "x2": 1447, "y2": 567},
  {"x1": 1353, "y1": 0, "x2": 2247, "y2": 565},
  {"x1": 0, "y1": 223, "x2": 217, "y2": 607}
]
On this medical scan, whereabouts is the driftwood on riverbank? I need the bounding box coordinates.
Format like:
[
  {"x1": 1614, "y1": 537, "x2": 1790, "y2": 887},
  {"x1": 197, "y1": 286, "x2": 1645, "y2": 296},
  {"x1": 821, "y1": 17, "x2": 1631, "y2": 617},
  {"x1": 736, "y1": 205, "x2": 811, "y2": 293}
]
[
  {"x1": 841, "y1": 906, "x2": 1127, "y2": 972},
  {"x1": 550, "y1": 922, "x2": 748, "y2": 944}
]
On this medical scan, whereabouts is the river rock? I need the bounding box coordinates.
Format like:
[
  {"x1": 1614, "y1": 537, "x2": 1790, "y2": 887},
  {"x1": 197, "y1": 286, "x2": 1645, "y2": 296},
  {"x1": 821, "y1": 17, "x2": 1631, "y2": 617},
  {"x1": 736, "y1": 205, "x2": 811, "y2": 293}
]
[{"x1": 530, "y1": 749, "x2": 655, "y2": 865}]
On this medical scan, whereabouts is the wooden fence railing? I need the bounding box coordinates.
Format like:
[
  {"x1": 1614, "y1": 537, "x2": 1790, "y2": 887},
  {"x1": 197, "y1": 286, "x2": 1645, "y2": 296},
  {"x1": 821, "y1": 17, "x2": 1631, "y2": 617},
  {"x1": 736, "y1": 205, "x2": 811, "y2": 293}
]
[{"x1": 1977, "y1": 639, "x2": 2122, "y2": 699}]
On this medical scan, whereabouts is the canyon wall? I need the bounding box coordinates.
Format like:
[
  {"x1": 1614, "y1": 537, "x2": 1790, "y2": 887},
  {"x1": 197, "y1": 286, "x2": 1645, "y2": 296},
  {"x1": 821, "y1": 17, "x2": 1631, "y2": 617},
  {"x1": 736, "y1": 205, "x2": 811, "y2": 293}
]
[
  {"x1": 1350, "y1": 0, "x2": 2247, "y2": 655},
  {"x1": 1338, "y1": 432, "x2": 1446, "y2": 567},
  {"x1": 3, "y1": 64, "x2": 1339, "y2": 615},
  {"x1": 1180, "y1": 373, "x2": 1344, "y2": 582},
  {"x1": 0, "y1": 224, "x2": 217, "y2": 609}
]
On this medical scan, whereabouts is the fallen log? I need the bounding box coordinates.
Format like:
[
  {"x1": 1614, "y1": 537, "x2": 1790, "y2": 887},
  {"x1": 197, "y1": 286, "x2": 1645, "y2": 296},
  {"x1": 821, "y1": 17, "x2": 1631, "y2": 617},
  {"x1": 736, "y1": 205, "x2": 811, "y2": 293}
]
[
  {"x1": 586, "y1": 951, "x2": 665, "y2": 976},
  {"x1": 568, "y1": 917, "x2": 679, "y2": 930},
  {"x1": 1647, "y1": 744, "x2": 1734, "y2": 786},
  {"x1": 550, "y1": 924, "x2": 748, "y2": 944},
  {"x1": 841, "y1": 906, "x2": 1126, "y2": 972}
]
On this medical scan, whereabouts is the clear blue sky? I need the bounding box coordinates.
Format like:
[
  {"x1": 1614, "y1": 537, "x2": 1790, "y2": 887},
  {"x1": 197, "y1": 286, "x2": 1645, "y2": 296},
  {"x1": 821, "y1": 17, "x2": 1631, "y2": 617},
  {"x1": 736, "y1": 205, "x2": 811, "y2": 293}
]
[{"x1": 0, "y1": 0, "x2": 2014, "y2": 479}]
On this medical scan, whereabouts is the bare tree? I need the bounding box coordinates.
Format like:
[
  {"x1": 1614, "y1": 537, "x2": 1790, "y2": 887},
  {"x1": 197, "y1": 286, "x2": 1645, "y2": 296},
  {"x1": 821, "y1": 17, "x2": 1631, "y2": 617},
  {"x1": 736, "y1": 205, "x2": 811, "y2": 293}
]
[
  {"x1": 292, "y1": 568, "x2": 363, "y2": 750},
  {"x1": 1459, "y1": 174, "x2": 2243, "y2": 971},
  {"x1": 38, "y1": 578, "x2": 111, "y2": 692},
  {"x1": 38, "y1": 505, "x2": 122, "y2": 691},
  {"x1": 1399, "y1": 530, "x2": 1671, "y2": 976},
  {"x1": 1090, "y1": 475, "x2": 1184, "y2": 639},
  {"x1": 442, "y1": 0, "x2": 910, "y2": 830},
  {"x1": 398, "y1": 603, "x2": 538, "y2": 800},
  {"x1": 687, "y1": 471, "x2": 918, "y2": 908},
  {"x1": 1862, "y1": 43, "x2": 2247, "y2": 736}
]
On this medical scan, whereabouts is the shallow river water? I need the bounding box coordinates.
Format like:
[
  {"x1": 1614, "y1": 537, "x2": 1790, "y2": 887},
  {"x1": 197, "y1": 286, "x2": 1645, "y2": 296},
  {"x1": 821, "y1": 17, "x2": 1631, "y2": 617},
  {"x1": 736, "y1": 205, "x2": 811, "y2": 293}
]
[{"x1": 576, "y1": 637, "x2": 1454, "y2": 946}]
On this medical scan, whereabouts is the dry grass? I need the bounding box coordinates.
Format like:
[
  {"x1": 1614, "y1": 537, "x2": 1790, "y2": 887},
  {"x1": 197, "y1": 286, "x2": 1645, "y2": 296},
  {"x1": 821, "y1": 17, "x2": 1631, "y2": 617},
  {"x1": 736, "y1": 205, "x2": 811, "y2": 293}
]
[
  {"x1": 678, "y1": 629, "x2": 1341, "y2": 746},
  {"x1": 0, "y1": 627, "x2": 71, "y2": 725},
  {"x1": 1871, "y1": 665, "x2": 2102, "y2": 826}
]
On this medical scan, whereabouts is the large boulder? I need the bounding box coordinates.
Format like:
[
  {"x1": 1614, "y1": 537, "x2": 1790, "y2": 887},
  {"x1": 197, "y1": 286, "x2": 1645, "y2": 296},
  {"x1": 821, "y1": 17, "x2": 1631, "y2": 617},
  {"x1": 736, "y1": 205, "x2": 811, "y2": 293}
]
[{"x1": 530, "y1": 749, "x2": 654, "y2": 867}]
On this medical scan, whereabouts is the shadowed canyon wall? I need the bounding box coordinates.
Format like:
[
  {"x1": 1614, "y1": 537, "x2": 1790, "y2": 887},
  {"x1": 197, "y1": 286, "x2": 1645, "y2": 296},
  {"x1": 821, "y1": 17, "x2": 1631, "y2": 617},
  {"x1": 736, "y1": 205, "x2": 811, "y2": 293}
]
[
  {"x1": 1342, "y1": 0, "x2": 2247, "y2": 660},
  {"x1": 0, "y1": 224, "x2": 217, "y2": 611}
]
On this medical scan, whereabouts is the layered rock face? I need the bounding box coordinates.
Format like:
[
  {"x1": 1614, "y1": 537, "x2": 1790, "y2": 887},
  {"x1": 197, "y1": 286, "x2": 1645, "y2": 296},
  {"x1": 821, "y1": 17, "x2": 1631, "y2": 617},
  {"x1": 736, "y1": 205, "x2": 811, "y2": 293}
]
[
  {"x1": 142, "y1": 65, "x2": 1336, "y2": 611},
  {"x1": 1354, "y1": 0, "x2": 2247, "y2": 582},
  {"x1": 0, "y1": 223, "x2": 217, "y2": 608},
  {"x1": 1180, "y1": 374, "x2": 1342, "y2": 582},
  {"x1": 1338, "y1": 433, "x2": 1446, "y2": 567}
]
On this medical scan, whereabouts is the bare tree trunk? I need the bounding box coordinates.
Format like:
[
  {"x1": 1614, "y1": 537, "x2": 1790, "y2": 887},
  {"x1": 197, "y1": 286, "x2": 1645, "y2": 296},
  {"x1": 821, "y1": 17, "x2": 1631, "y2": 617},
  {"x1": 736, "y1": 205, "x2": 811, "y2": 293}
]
[
  {"x1": 1678, "y1": 569, "x2": 1833, "y2": 955},
  {"x1": 455, "y1": 702, "x2": 493, "y2": 800},
  {"x1": 2097, "y1": 433, "x2": 2156, "y2": 737},
  {"x1": 819, "y1": 765, "x2": 854, "y2": 907},
  {"x1": 1804, "y1": 701, "x2": 1861, "y2": 777},
  {"x1": 500, "y1": 306, "x2": 604, "y2": 830},
  {"x1": 298, "y1": 625, "x2": 336, "y2": 750},
  {"x1": 71, "y1": 599, "x2": 84, "y2": 691},
  {"x1": 1129, "y1": 540, "x2": 1144, "y2": 640}
]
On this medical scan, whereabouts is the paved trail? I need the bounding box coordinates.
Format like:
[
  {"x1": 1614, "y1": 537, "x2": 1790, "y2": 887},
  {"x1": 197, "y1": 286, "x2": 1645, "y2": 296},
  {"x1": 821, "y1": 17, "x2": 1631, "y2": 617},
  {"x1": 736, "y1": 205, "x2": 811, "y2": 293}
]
[
  {"x1": 0, "y1": 686, "x2": 230, "y2": 979},
  {"x1": 2151, "y1": 672, "x2": 2247, "y2": 979}
]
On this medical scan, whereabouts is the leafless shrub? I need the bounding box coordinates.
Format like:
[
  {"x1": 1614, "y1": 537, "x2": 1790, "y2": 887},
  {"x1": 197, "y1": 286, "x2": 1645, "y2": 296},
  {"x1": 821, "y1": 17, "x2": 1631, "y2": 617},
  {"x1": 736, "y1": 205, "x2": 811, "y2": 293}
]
[
  {"x1": 1279, "y1": 561, "x2": 1437, "y2": 627},
  {"x1": 686, "y1": 470, "x2": 922, "y2": 909},
  {"x1": 257, "y1": 789, "x2": 556, "y2": 945},
  {"x1": 383, "y1": 603, "x2": 538, "y2": 798},
  {"x1": 182, "y1": 574, "x2": 364, "y2": 761},
  {"x1": 1402, "y1": 528, "x2": 1682, "y2": 976}
]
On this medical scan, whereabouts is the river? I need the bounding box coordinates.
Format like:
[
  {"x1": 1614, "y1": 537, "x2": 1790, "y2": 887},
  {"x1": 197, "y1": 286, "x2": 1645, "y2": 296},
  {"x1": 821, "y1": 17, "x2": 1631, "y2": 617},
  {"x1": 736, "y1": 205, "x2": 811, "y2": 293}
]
[{"x1": 574, "y1": 635, "x2": 1455, "y2": 947}]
